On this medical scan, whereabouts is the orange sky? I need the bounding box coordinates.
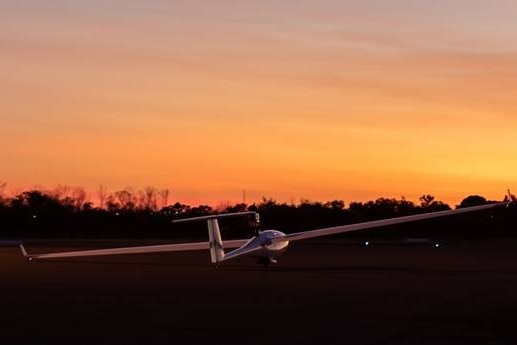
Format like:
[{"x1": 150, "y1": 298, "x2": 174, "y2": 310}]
[{"x1": 1, "y1": 1, "x2": 517, "y2": 206}]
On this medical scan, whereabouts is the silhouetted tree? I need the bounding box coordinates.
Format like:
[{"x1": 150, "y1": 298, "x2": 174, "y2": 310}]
[
  {"x1": 71, "y1": 186, "x2": 88, "y2": 210},
  {"x1": 225, "y1": 203, "x2": 247, "y2": 213},
  {"x1": 324, "y1": 200, "x2": 345, "y2": 210},
  {"x1": 356, "y1": 197, "x2": 416, "y2": 221},
  {"x1": 115, "y1": 189, "x2": 136, "y2": 210},
  {"x1": 98, "y1": 184, "x2": 108, "y2": 209},
  {"x1": 420, "y1": 194, "x2": 435, "y2": 208},
  {"x1": 160, "y1": 204, "x2": 183, "y2": 218},
  {"x1": 105, "y1": 194, "x2": 121, "y2": 212},
  {"x1": 140, "y1": 186, "x2": 158, "y2": 211},
  {"x1": 419, "y1": 194, "x2": 451, "y2": 212},
  {"x1": 159, "y1": 189, "x2": 170, "y2": 208},
  {"x1": 189, "y1": 205, "x2": 212, "y2": 217},
  {"x1": 0, "y1": 186, "x2": 515, "y2": 240},
  {"x1": 458, "y1": 195, "x2": 488, "y2": 208},
  {"x1": 0, "y1": 181, "x2": 6, "y2": 203}
]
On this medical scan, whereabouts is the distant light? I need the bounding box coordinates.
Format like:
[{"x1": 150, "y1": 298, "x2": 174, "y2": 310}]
[
  {"x1": 365, "y1": 241, "x2": 370, "y2": 246},
  {"x1": 32, "y1": 215, "x2": 37, "y2": 219},
  {"x1": 115, "y1": 212, "x2": 120, "y2": 216},
  {"x1": 434, "y1": 243, "x2": 440, "y2": 248}
]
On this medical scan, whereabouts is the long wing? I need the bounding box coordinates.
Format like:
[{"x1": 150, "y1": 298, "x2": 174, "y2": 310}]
[
  {"x1": 21, "y1": 239, "x2": 249, "y2": 260},
  {"x1": 275, "y1": 202, "x2": 506, "y2": 243}
]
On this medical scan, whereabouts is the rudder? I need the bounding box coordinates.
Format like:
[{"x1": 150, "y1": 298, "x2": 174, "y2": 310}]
[{"x1": 207, "y1": 218, "x2": 224, "y2": 263}]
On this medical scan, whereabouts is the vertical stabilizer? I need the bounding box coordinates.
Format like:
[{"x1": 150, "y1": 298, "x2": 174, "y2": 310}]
[{"x1": 207, "y1": 218, "x2": 224, "y2": 263}]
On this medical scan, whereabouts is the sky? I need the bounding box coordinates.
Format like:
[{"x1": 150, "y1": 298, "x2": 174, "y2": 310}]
[{"x1": 1, "y1": 0, "x2": 517, "y2": 207}]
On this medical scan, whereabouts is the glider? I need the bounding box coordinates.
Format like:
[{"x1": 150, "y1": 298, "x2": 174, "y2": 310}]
[{"x1": 20, "y1": 200, "x2": 512, "y2": 267}]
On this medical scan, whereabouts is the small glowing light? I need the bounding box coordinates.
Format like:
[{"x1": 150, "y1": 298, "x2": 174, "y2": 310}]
[
  {"x1": 32, "y1": 215, "x2": 37, "y2": 219},
  {"x1": 435, "y1": 243, "x2": 440, "y2": 248},
  {"x1": 365, "y1": 241, "x2": 370, "y2": 246},
  {"x1": 115, "y1": 212, "x2": 120, "y2": 216}
]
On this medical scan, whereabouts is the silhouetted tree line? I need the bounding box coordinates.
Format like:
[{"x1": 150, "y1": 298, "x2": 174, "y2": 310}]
[{"x1": 0, "y1": 184, "x2": 515, "y2": 240}]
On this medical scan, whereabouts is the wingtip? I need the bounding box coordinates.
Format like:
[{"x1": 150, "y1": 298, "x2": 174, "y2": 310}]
[
  {"x1": 19, "y1": 243, "x2": 27, "y2": 256},
  {"x1": 505, "y1": 189, "x2": 516, "y2": 207},
  {"x1": 19, "y1": 244, "x2": 34, "y2": 261}
]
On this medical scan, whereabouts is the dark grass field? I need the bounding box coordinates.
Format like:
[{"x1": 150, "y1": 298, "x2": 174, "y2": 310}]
[{"x1": 1, "y1": 238, "x2": 517, "y2": 345}]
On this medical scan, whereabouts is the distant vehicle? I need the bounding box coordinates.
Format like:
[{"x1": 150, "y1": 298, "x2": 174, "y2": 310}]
[{"x1": 20, "y1": 198, "x2": 513, "y2": 267}]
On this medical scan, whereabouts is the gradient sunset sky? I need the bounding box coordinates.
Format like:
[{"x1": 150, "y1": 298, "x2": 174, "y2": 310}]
[{"x1": 1, "y1": 0, "x2": 517, "y2": 206}]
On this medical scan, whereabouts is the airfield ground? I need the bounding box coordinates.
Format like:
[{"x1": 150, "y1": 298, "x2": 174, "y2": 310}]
[{"x1": 1, "y1": 238, "x2": 516, "y2": 345}]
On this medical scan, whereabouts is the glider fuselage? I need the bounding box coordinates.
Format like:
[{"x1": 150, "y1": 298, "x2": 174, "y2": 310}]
[{"x1": 249, "y1": 230, "x2": 289, "y2": 259}]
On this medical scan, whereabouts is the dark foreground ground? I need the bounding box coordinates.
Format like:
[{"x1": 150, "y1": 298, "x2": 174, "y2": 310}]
[{"x1": 1, "y1": 238, "x2": 517, "y2": 345}]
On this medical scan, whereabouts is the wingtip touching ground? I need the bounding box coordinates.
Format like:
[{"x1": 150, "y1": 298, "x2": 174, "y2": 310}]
[
  {"x1": 506, "y1": 189, "x2": 516, "y2": 207},
  {"x1": 19, "y1": 244, "x2": 34, "y2": 261}
]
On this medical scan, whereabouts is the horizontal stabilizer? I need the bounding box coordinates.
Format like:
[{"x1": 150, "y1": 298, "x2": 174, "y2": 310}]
[{"x1": 172, "y1": 211, "x2": 257, "y2": 223}]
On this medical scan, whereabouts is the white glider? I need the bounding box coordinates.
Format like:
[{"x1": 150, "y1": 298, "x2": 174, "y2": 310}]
[{"x1": 20, "y1": 201, "x2": 510, "y2": 266}]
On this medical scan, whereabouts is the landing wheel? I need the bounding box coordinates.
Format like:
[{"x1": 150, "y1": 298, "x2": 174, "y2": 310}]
[{"x1": 257, "y1": 257, "x2": 271, "y2": 268}]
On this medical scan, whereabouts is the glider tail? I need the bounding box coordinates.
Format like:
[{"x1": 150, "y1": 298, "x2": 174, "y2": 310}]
[
  {"x1": 207, "y1": 218, "x2": 225, "y2": 263},
  {"x1": 171, "y1": 211, "x2": 257, "y2": 264},
  {"x1": 507, "y1": 189, "x2": 517, "y2": 206}
]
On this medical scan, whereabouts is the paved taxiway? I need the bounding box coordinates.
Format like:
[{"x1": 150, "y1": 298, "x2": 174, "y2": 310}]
[{"x1": 1, "y1": 239, "x2": 516, "y2": 344}]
